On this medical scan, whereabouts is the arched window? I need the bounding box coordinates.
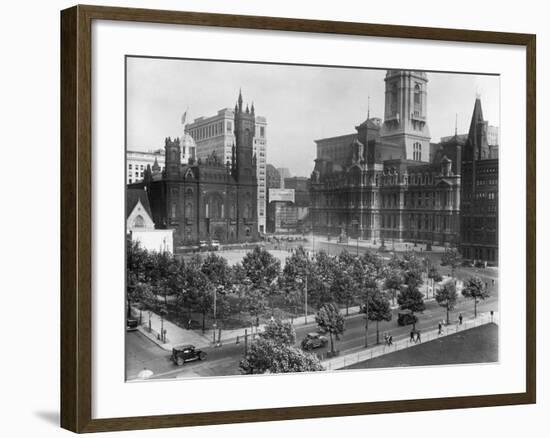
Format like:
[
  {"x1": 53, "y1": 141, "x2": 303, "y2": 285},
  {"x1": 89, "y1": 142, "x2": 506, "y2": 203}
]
[
  {"x1": 133, "y1": 215, "x2": 145, "y2": 228},
  {"x1": 414, "y1": 84, "x2": 421, "y2": 117},
  {"x1": 185, "y1": 202, "x2": 192, "y2": 217}
]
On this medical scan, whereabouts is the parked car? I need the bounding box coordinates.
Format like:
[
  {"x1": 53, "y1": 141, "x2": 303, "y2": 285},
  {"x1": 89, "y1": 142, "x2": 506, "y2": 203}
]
[
  {"x1": 397, "y1": 310, "x2": 418, "y2": 327},
  {"x1": 199, "y1": 241, "x2": 209, "y2": 251},
  {"x1": 170, "y1": 344, "x2": 207, "y2": 366},
  {"x1": 126, "y1": 318, "x2": 138, "y2": 331},
  {"x1": 199, "y1": 240, "x2": 220, "y2": 251},
  {"x1": 301, "y1": 332, "x2": 328, "y2": 351}
]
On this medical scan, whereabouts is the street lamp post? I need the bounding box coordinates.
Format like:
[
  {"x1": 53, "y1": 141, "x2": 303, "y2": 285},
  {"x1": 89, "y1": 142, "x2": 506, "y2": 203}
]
[{"x1": 304, "y1": 275, "x2": 308, "y2": 324}]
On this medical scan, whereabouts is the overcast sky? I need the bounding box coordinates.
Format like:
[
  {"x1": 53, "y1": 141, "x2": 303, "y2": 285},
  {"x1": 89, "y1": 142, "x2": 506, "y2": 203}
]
[{"x1": 127, "y1": 57, "x2": 499, "y2": 176}]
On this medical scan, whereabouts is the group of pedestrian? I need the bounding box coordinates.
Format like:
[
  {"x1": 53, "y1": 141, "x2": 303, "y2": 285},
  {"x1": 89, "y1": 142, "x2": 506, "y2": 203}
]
[
  {"x1": 409, "y1": 329, "x2": 422, "y2": 343},
  {"x1": 383, "y1": 332, "x2": 393, "y2": 346}
]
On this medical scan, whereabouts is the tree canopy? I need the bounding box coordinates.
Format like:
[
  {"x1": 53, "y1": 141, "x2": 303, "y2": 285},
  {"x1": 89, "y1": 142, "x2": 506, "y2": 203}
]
[
  {"x1": 435, "y1": 279, "x2": 458, "y2": 324},
  {"x1": 315, "y1": 302, "x2": 345, "y2": 354},
  {"x1": 462, "y1": 276, "x2": 490, "y2": 318}
]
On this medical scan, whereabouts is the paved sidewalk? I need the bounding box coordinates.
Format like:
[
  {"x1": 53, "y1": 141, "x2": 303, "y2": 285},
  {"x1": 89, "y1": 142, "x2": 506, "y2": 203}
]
[
  {"x1": 131, "y1": 306, "x2": 211, "y2": 351},
  {"x1": 132, "y1": 304, "x2": 363, "y2": 350},
  {"x1": 322, "y1": 311, "x2": 499, "y2": 370}
]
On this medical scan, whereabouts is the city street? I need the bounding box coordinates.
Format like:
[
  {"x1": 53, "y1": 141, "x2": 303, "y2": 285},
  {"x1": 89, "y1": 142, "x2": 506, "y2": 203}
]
[{"x1": 126, "y1": 275, "x2": 499, "y2": 380}]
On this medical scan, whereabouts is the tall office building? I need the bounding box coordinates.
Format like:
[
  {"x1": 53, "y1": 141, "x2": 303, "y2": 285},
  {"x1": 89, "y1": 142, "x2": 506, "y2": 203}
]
[{"x1": 187, "y1": 100, "x2": 268, "y2": 233}]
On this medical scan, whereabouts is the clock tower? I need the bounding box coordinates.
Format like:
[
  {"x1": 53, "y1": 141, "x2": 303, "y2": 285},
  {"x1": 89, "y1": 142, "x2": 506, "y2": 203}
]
[{"x1": 379, "y1": 70, "x2": 431, "y2": 161}]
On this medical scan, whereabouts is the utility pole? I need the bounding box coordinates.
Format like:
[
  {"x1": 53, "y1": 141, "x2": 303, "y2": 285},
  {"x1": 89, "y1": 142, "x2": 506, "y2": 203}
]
[{"x1": 304, "y1": 275, "x2": 308, "y2": 324}]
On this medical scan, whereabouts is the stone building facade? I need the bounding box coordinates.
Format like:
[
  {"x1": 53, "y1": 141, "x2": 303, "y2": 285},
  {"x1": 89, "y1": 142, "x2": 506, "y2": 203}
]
[
  {"x1": 309, "y1": 70, "x2": 464, "y2": 247},
  {"x1": 129, "y1": 92, "x2": 259, "y2": 247},
  {"x1": 187, "y1": 101, "x2": 268, "y2": 233},
  {"x1": 459, "y1": 98, "x2": 499, "y2": 263}
]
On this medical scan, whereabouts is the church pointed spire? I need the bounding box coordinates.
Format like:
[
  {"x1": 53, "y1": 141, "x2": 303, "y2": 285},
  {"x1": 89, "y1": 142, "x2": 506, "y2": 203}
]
[
  {"x1": 455, "y1": 113, "x2": 458, "y2": 137},
  {"x1": 251, "y1": 101, "x2": 255, "y2": 115},
  {"x1": 238, "y1": 88, "x2": 243, "y2": 112}
]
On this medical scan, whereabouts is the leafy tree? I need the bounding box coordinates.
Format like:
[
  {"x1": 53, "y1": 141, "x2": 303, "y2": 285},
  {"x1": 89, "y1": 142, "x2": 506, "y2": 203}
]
[
  {"x1": 126, "y1": 239, "x2": 154, "y2": 284},
  {"x1": 435, "y1": 279, "x2": 458, "y2": 324},
  {"x1": 428, "y1": 266, "x2": 443, "y2": 283},
  {"x1": 183, "y1": 263, "x2": 213, "y2": 333},
  {"x1": 400, "y1": 251, "x2": 425, "y2": 290},
  {"x1": 239, "y1": 339, "x2": 324, "y2": 374},
  {"x1": 332, "y1": 251, "x2": 360, "y2": 315},
  {"x1": 365, "y1": 289, "x2": 392, "y2": 344},
  {"x1": 360, "y1": 250, "x2": 385, "y2": 279},
  {"x1": 241, "y1": 246, "x2": 281, "y2": 286},
  {"x1": 233, "y1": 264, "x2": 267, "y2": 321},
  {"x1": 397, "y1": 284, "x2": 425, "y2": 330},
  {"x1": 241, "y1": 246, "x2": 282, "y2": 315},
  {"x1": 384, "y1": 268, "x2": 403, "y2": 306},
  {"x1": 361, "y1": 276, "x2": 379, "y2": 347},
  {"x1": 259, "y1": 319, "x2": 296, "y2": 346},
  {"x1": 441, "y1": 248, "x2": 461, "y2": 279},
  {"x1": 315, "y1": 303, "x2": 345, "y2": 354},
  {"x1": 280, "y1": 246, "x2": 313, "y2": 317},
  {"x1": 130, "y1": 282, "x2": 155, "y2": 323},
  {"x1": 462, "y1": 276, "x2": 490, "y2": 318},
  {"x1": 309, "y1": 251, "x2": 336, "y2": 308},
  {"x1": 201, "y1": 253, "x2": 231, "y2": 284}
]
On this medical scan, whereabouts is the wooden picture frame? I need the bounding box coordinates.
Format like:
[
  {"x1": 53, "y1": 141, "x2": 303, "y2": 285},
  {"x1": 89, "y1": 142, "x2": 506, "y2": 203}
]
[{"x1": 60, "y1": 4, "x2": 536, "y2": 433}]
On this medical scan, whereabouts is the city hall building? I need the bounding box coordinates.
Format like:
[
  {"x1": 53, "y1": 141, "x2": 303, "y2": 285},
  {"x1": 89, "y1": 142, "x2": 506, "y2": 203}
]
[
  {"x1": 128, "y1": 91, "x2": 260, "y2": 247},
  {"x1": 309, "y1": 70, "x2": 499, "y2": 261}
]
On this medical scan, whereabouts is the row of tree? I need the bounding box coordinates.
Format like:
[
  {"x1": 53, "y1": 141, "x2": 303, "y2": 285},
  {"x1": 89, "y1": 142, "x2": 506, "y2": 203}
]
[{"x1": 127, "y1": 240, "x2": 490, "y2": 339}]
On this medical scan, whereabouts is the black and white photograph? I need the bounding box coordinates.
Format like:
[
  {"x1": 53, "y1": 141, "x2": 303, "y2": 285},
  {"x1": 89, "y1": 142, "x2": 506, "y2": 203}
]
[{"x1": 125, "y1": 57, "x2": 500, "y2": 381}]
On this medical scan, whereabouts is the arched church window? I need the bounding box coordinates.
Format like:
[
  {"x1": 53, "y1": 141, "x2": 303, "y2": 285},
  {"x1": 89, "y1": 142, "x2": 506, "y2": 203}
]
[
  {"x1": 133, "y1": 215, "x2": 145, "y2": 228},
  {"x1": 185, "y1": 202, "x2": 192, "y2": 217}
]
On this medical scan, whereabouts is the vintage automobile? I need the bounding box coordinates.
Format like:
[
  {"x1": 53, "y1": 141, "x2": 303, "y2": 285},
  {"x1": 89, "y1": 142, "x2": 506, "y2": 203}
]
[
  {"x1": 170, "y1": 344, "x2": 207, "y2": 366},
  {"x1": 397, "y1": 309, "x2": 418, "y2": 326},
  {"x1": 199, "y1": 240, "x2": 220, "y2": 251},
  {"x1": 126, "y1": 318, "x2": 138, "y2": 331},
  {"x1": 301, "y1": 332, "x2": 328, "y2": 351}
]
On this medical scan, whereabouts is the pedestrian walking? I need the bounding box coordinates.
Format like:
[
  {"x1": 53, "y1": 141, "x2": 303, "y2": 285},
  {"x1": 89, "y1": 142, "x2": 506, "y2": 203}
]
[
  {"x1": 490, "y1": 310, "x2": 494, "y2": 322},
  {"x1": 388, "y1": 334, "x2": 393, "y2": 345},
  {"x1": 410, "y1": 330, "x2": 415, "y2": 343},
  {"x1": 459, "y1": 313, "x2": 463, "y2": 325},
  {"x1": 438, "y1": 321, "x2": 443, "y2": 335},
  {"x1": 416, "y1": 330, "x2": 422, "y2": 343},
  {"x1": 492, "y1": 279, "x2": 495, "y2": 286}
]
